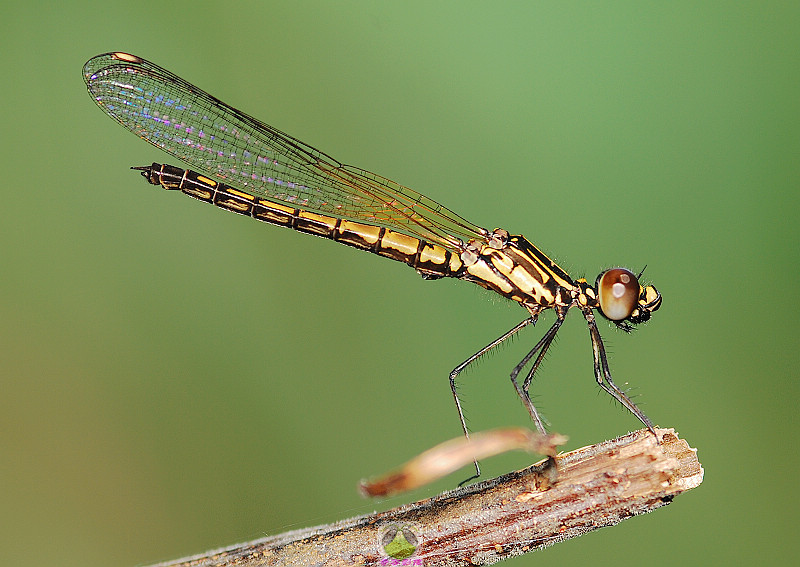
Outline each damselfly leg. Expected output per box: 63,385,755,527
449,316,537,477
581,307,655,433
512,306,569,433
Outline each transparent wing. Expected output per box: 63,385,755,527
84,52,488,249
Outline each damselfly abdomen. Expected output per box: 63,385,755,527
84,53,662,454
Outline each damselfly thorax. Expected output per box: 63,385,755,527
85,53,663,465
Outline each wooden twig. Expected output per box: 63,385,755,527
147,428,702,567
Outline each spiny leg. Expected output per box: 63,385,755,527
581,307,655,434
510,307,568,434
449,315,537,478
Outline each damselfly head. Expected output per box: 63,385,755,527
595,268,661,326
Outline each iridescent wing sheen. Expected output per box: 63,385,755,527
83,52,488,249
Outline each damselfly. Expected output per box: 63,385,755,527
83,53,662,461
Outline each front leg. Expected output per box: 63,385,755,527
581,307,655,433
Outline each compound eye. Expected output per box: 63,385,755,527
598,268,640,321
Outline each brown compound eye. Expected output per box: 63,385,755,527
597,268,640,321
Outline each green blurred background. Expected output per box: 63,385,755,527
3,1,798,565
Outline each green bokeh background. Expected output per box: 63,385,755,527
3,2,798,565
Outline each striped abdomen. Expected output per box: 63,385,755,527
136,163,465,280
